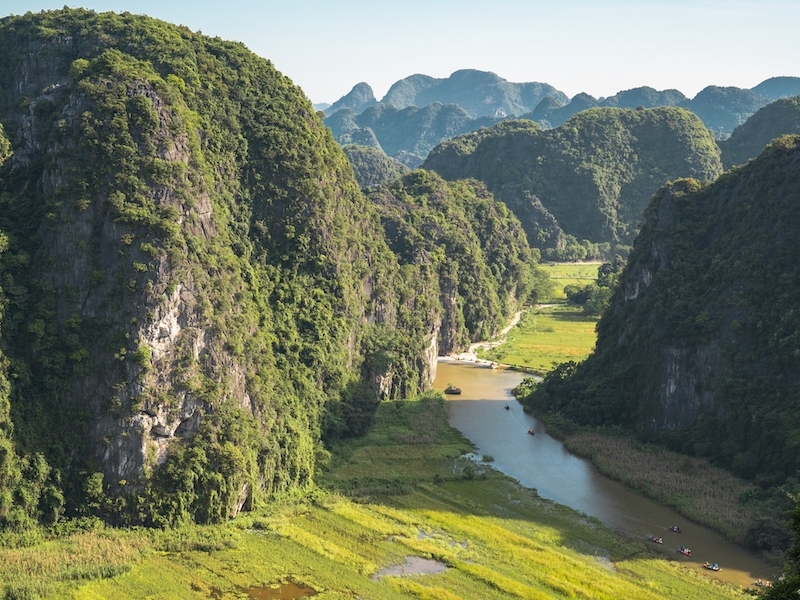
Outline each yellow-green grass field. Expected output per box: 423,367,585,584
479,263,601,374
481,306,598,374
4,394,748,599
540,262,601,302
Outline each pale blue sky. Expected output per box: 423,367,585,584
3,1,798,105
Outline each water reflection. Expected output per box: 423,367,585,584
373,556,448,578
434,360,777,588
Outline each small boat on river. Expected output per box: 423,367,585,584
647,535,663,544
703,562,720,571
678,545,692,557
669,525,683,534
444,385,462,395
528,429,535,435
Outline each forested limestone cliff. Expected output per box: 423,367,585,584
0,9,539,527
521,136,800,488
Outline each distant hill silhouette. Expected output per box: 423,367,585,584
324,82,377,116
750,76,800,100
719,95,800,169
381,69,567,119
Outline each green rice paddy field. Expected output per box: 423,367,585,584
1,395,746,599
541,263,601,302
482,263,601,374
0,264,753,599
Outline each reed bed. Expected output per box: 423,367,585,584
564,433,756,543
0,530,146,598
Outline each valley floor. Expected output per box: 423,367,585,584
2,395,749,599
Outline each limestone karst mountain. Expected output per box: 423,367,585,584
0,8,540,526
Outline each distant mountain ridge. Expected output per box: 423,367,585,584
324,72,799,171
381,69,567,119
719,95,800,169
326,102,502,166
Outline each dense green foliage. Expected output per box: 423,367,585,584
764,499,800,599
424,109,723,257
564,258,624,317
0,9,542,528
519,137,800,551
342,144,409,190
369,170,545,349
720,95,800,169
0,7,385,527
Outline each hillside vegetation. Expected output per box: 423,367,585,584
424,108,723,258
518,136,800,551
342,145,409,190
0,8,540,528
720,95,800,169
369,170,546,351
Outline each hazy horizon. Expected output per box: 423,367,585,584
3,1,798,105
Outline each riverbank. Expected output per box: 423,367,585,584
454,296,786,567
523,410,789,566
477,305,598,374
1,394,749,599
446,310,523,365
562,432,757,547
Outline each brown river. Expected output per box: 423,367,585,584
433,360,778,589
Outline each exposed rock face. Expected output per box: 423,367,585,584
13,68,237,484
655,343,722,430
0,11,541,524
